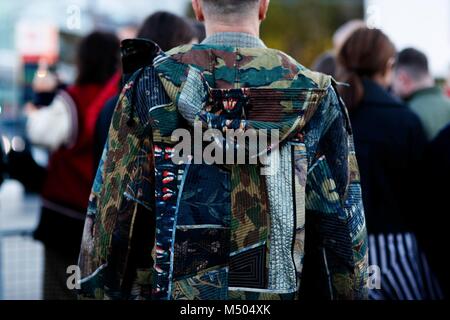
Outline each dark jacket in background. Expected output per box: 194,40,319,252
93,95,119,167
350,79,427,234
421,124,450,298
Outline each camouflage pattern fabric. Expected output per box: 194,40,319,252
78,41,368,300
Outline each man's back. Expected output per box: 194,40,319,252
77,33,368,300
77,0,368,301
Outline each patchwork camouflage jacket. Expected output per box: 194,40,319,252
78,40,368,300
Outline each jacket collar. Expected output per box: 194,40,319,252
201,32,267,48
361,78,403,107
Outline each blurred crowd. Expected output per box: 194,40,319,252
314,20,450,300
1,11,204,300
1,12,449,300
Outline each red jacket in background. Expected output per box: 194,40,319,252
42,72,120,214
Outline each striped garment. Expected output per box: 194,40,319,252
368,233,443,300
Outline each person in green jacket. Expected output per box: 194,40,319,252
393,48,450,141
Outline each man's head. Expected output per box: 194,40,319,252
393,48,434,99
191,0,270,37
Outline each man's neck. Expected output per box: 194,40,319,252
204,20,260,39
404,78,437,100
412,77,436,93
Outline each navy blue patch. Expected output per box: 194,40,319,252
177,164,231,227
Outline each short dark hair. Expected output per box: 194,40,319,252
76,31,120,85
396,48,430,80
137,11,196,51
202,0,259,16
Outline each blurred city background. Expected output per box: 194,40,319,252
0,0,449,300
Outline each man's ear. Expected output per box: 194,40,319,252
400,70,413,87
259,0,270,21
192,0,205,22
395,69,412,94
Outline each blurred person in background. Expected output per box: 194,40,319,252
6,61,65,193
311,51,336,78
30,60,66,106
137,11,198,50
393,48,450,141
25,31,121,300
422,123,450,299
312,19,366,77
337,27,442,300
192,19,207,43
93,11,198,166
333,20,366,53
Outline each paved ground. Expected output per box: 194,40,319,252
0,179,43,300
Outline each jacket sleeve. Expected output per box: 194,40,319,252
26,90,76,151
301,85,369,300
78,67,166,299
